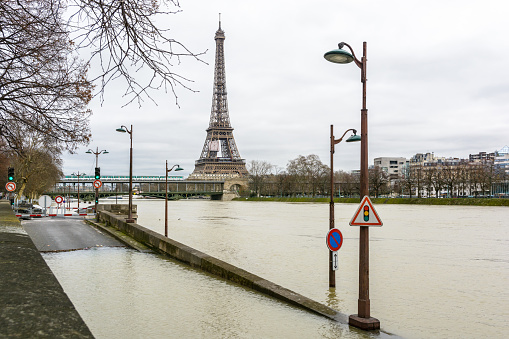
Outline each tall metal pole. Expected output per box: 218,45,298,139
358,41,370,319
72,172,85,210
77,174,80,209
95,148,99,212
345,41,379,330
127,125,134,223
165,160,168,237
329,125,336,288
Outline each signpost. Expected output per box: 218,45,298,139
326,228,343,272
5,182,16,192
38,195,52,216
93,180,103,189
349,196,383,227
326,228,344,251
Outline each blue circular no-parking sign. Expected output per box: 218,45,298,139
326,228,343,252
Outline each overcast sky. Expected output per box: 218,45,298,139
61,0,509,178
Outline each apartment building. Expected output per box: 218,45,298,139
373,157,408,180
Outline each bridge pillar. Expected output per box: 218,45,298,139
221,178,249,201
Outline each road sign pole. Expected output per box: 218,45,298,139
95,188,98,215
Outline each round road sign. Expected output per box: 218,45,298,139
326,228,344,252
5,182,16,192
93,179,103,189
38,195,52,208
55,195,64,204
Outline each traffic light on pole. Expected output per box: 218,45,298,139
7,167,14,181
363,205,369,222
95,167,100,180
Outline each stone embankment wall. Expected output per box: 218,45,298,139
97,205,347,324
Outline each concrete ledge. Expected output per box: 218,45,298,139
0,201,93,338
97,208,349,323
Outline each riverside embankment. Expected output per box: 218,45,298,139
239,196,509,206
0,200,94,338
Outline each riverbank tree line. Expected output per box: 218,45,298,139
246,156,508,198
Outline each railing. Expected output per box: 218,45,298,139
61,175,184,182
47,180,225,198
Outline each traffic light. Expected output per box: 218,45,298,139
94,167,100,180
363,205,369,222
7,167,14,181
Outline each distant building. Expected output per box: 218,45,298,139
373,157,408,180
469,151,496,163
494,145,509,174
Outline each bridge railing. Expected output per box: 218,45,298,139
48,180,225,195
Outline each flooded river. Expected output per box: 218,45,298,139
43,199,508,338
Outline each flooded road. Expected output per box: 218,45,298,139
42,200,508,338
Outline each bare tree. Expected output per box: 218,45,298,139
0,0,93,153
287,154,328,197
247,160,273,197
10,132,64,200
1,0,205,155
369,166,389,198
67,0,206,106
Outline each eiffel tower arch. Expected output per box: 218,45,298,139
189,19,248,181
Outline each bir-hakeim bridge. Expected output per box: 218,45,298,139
47,175,247,201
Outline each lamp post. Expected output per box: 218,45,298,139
325,41,380,330
71,171,86,210
165,161,183,237
86,147,109,212
116,125,135,223
329,125,360,288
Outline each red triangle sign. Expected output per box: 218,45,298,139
349,196,383,227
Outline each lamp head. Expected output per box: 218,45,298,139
86,150,92,154
175,166,184,171
116,127,127,133
324,43,354,64
346,133,361,142
103,151,109,154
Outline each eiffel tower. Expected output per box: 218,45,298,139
189,19,248,180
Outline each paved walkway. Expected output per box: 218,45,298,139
23,217,124,252
0,200,94,338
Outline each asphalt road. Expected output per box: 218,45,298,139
22,217,125,252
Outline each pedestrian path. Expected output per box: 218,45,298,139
0,200,94,338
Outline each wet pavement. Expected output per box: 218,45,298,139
23,217,125,252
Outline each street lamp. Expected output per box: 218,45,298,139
329,125,360,288
86,147,109,212
71,171,86,210
165,161,183,237
116,125,135,223
325,41,380,330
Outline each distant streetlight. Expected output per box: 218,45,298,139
71,171,86,209
165,161,183,237
325,41,380,330
116,125,135,223
86,147,108,212
329,125,360,288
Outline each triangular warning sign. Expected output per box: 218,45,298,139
349,196,383,226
